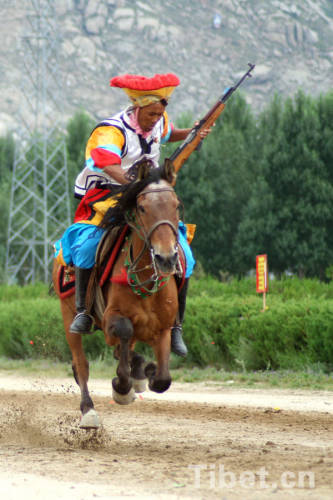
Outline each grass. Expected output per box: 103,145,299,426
171,366,333,390
0,357,332,391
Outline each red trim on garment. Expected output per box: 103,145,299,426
57,266,75,299
74,188,113,223
99,225,130,287
91,148,121,168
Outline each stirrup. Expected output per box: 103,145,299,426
69,311,94,335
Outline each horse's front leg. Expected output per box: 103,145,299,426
145,328,172,393
105,315,136,404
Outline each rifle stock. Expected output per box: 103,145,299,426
165,63,255,174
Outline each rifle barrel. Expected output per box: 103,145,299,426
166,63,255,172
221,62,255,103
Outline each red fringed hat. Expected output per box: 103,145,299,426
110,73,180,107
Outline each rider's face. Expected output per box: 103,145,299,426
137,102,166,133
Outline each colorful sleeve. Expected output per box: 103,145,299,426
160,111,174,144
85,126,125,170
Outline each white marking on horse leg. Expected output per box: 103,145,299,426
112,386,137,405
79,409,100,429
131,377,147,393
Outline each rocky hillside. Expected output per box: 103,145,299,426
1,0,333,134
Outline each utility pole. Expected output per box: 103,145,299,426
6,0,71,284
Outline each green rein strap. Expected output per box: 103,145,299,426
123,187,179,299
123,233,170,298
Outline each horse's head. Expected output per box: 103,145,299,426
101,159,181,275
135,179,180,274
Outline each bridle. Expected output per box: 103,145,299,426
123,185,182,297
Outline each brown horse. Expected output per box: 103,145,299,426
53,163,182,428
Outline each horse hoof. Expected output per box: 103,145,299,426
131,377,147,393
149,377,171,393
80,409,100,429
112,386,137,405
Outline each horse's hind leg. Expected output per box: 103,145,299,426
54,263,99,428
130,351,147,393
106,316,136,405
113,345,147,392
66,330,100,429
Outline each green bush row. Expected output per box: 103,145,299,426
0,278,332,372
0,296,107,362
183,294,333,372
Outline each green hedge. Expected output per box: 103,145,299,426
0,294,107,362
0,298,68,360
0,278,332,371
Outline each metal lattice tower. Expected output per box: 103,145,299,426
6,0,71,284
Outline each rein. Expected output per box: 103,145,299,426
123,186,180,298
123,234,170,297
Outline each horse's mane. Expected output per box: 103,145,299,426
99,161,171,230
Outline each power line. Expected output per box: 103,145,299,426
6,0,71,284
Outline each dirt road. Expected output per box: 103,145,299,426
0,373,332,499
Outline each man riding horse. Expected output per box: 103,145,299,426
54,72,211,357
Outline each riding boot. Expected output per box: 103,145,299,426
69,267,94,334
171,278,189,357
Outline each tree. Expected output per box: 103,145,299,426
66,109,95,215
317,91,333,178
0,134,15,280
234,91,333,279
0,133,15,182
173,94,259,276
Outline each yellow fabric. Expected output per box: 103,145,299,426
162,110,170,139
122,86,177,107
79,197,119,227
55,248,67,267
85,126,125,160
185,224,196,244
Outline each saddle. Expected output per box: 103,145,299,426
57,225,128,312
57,224,186,323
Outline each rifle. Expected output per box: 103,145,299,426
164,63,255,174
